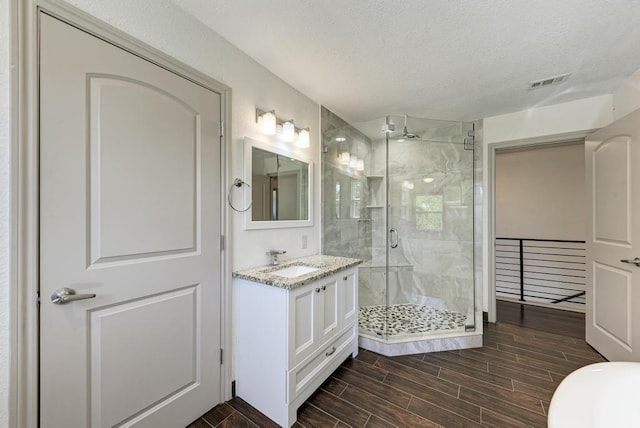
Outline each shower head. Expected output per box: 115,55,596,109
402,127,420,139
402,115,420,139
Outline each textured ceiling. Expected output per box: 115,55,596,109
170,0,640,123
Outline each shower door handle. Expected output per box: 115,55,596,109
390,228,398,248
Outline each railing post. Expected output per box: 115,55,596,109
519,239,525,302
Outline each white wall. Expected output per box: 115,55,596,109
612,69,640,121
496,144,585,241
0,0,11,426
484,94,613,144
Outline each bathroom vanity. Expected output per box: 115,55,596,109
233,255,361,427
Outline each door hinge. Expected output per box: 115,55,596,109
220,121,224,138
36,291,40,307
464,130,475,151
220,348,224,365
220,235,225,251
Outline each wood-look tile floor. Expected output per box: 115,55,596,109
188,303,605,427
496,300,586,340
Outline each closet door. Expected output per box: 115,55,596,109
40,13,223,427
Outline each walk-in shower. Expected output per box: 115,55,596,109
321,108,482,355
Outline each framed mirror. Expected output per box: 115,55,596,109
244,137,313,230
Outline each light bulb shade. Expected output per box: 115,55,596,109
282,121,295,142
349,155,358,168
356,159,365,171
297,129,310,148
261,110,276,135
340,151,350,165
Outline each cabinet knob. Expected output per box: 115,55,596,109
343,276,347,281
321,285,326,291
315,287,321,293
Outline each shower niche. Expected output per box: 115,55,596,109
365,175,384,208
321,108,482,356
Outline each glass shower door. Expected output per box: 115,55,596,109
385,116,475,339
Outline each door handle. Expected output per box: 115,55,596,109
51,287,96,305
621,258,640,267
390,228,398,249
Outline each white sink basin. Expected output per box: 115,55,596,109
549,362,640,427
269,265,320,278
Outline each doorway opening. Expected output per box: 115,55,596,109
493,141,586,332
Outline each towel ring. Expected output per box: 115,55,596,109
228,178,252,212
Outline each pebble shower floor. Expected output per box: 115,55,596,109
358,303,467,337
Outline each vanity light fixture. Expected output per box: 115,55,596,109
282,120,295,142
256,108,311,147
256,108,310,148
297,128,310,148
256,109,277,135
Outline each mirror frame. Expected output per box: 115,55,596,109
243,136,313,230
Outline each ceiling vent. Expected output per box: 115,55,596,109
528,73,571,90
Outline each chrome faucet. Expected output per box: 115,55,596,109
267,249,287,265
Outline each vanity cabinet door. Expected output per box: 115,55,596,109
289,284,318,367
341,270,358,327
288,269,358,369
317,276,340,346
289,274,342,367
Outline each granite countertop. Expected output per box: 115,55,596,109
232,254,362,290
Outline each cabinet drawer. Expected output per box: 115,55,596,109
287,325,356,403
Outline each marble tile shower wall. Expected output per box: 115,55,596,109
321,107,373,262
321,168,372,260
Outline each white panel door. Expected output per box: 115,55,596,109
39,13,222,427
586,108,640,361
